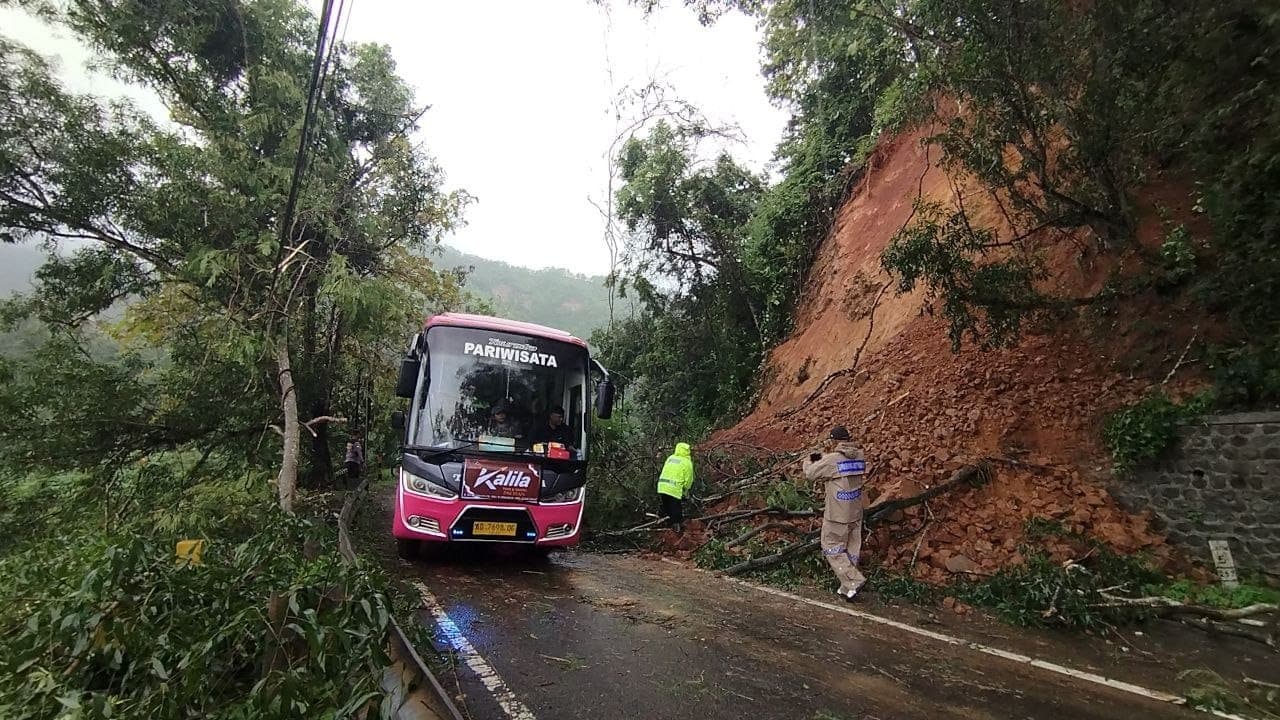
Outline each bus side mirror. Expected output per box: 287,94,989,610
389,411,405,432
594,380,616,420
395,356,419,399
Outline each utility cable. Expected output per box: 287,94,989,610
273,0,339,285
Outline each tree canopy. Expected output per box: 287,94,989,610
606,0,1280,423
0,1,477,714
0,0,473,504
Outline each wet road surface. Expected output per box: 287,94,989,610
399,548,1211,720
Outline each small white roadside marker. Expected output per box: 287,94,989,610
414,581,537,720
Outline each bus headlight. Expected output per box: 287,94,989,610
543,486,583,504
401,469,457,499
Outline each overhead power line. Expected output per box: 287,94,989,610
275,0,340,267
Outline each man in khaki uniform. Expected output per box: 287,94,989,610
802,426,867,601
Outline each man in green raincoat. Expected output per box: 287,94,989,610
657,442,695,532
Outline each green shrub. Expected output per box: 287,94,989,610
1158,223,1197,286
693,538,734,570
1156,579,1280,609
0,510,393,719
1208,343,1280,410
954,551,1165,628
1102,391,1211,476
762,481,816,513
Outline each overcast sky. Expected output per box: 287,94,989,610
0,2,786,276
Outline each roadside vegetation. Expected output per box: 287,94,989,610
0,466,395,718
0,0,479,715
692,500,1279,636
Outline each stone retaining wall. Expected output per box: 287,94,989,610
1109,412,1280,573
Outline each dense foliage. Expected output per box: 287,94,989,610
1102,391,1212,477
594,2,912,434
0,462,394,719
603,0,1280,437
0,0,473,714
0,0,473,506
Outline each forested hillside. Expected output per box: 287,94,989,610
0,243,612,343
598,0,1280,438
437,246,610,340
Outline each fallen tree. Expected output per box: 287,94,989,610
1096,592,1278,649
600,506,817,537
724,534,819,575
722,461,995,576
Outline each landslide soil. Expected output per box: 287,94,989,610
699,127,1206,583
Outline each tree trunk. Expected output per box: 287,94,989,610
276,340,300,514
308,401,334,488
304,307,343,488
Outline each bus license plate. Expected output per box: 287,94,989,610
473,521,517,537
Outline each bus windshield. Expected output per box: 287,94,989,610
409,326,588,458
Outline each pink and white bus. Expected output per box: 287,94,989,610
389,313,614,557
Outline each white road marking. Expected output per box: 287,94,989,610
657,557,1254,720
413,581,537,720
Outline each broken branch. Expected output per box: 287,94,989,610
596,515,670,536
1097,593,1277,621
908,501,934,570
301,415,348,437
1161,330,1198,386
724,534,820,576
722,461,995,577
1095,593,1277,649
1175,617,1276,649
865,461,994,526
725,522,807,549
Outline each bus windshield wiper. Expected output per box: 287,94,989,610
403,439,482,460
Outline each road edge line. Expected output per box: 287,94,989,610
655,557,1254,720
413,580,538,720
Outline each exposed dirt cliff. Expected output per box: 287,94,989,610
703,128,1204,582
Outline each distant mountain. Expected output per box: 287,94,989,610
0,243,615,342
436,246,611,342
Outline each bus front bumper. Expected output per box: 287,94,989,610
393,484,584,546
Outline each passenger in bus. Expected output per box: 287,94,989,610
488,402,523,438
532,405,573,447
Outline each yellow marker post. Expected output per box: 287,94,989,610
175,539,205,566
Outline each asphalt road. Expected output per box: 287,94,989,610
398,547,1216,720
